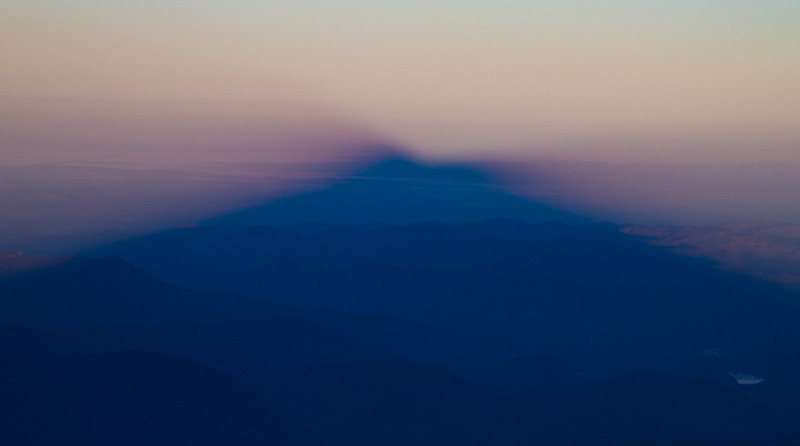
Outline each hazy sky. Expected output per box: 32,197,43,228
3,0,799,163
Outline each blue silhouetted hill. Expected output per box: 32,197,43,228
0,255,534,369
0,256,290,329
0,319,382,393
1,331,797,445
0,349,277,445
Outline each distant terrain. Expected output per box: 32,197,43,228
2,157,800,445
623,222,800,290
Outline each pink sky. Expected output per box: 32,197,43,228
3,1,799,165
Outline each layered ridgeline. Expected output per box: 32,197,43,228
3,157,800,445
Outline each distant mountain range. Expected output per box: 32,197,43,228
3,156,800,444
623,222,800,289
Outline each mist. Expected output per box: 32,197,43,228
3,95,800,254
483,159,800,226
0,97,398,253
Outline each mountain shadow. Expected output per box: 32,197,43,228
87,219,597,286
8,155,800,445
184,226,800,378
204,158,588,227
